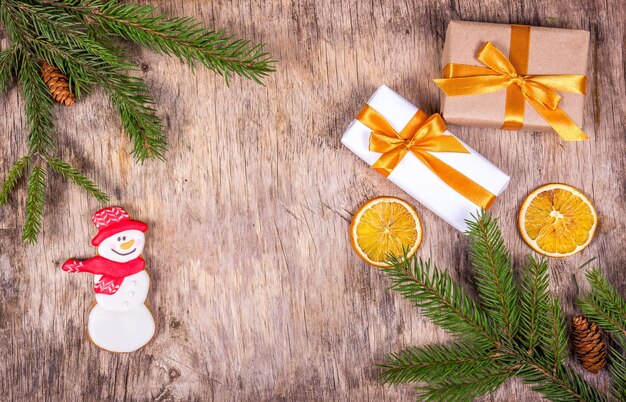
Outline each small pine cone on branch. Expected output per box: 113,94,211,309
571,315,607,374
41,62,76,106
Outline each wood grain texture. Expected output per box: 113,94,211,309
1,0,625,400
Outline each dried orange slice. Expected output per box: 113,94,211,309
518,183,597,258
350,197,422,267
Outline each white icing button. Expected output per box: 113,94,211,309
128,291,135,297
122,301,129,307
130,281,137,286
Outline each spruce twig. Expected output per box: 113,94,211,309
519,255,550,355
518,364,606,402
384,255,498,344
467,213,520,343
578,269,626,336
416,366,520,402
50,0,276,84
0,156,30,205
45,156,108,203
22,166,46,243
610,335,626,400
378,211,610,401
545,298,568,373
19,52,56,155
380,343,503,385
0,43,21,90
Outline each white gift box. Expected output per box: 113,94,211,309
342,85,510,232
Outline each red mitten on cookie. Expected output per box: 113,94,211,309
62,259,84,273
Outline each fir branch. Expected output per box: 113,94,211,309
0,155,30,205
610,335,626,400
0,4,21,45
45,156,109,203
22,31,164,161
9,2,115,63
578,269,626,336
106,74,166,162
416,366,519,402
520,255,550,354
380,343,503,385
545,298,568,374
22,166,46,243
519,364,607,402
0,43,21,91
385,255,498,344
4,0,122,97
73,0,275,84
467,212,520,342
379,211,608,401
19,54,56,155
2,2,165,161
614,333,626,350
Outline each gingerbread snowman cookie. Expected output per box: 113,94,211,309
62,207,155,353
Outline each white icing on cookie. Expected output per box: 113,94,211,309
88,304,155,353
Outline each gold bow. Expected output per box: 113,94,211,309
434,25,588,141
357,104,496,208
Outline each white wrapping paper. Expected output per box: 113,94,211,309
342,85,510,232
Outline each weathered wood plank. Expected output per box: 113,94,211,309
0,0,624,400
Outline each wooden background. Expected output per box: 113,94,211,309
1,0,624,400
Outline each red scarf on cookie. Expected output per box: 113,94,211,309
62,256,145,295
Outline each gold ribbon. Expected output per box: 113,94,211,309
357,104,496,208
434,24,588,141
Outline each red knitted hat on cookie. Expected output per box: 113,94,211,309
91,207,148,246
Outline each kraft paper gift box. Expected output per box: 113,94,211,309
342,85,510,232
436,21,590,140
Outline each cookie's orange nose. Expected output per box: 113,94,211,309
120,240,135,250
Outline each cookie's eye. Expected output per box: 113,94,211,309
123,236,127,241
117,237,121,241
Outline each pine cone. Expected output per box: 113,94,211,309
571,315,607,374
41,62,76,106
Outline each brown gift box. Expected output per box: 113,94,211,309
439,21,590,132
